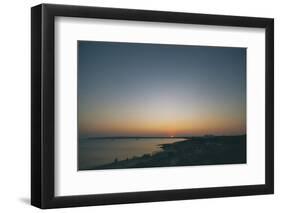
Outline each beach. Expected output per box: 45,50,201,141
85,135,246,170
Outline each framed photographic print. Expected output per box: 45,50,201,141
31,3,274,209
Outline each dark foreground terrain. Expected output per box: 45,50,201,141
91,135,246,170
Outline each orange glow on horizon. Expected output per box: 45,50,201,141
79,113,246,136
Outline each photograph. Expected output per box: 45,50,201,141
30,3,274,209
78,41,247,171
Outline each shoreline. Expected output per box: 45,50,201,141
80,135,246,171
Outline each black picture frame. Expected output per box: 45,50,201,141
31,3,274,209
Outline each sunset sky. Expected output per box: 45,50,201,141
78,41,246,137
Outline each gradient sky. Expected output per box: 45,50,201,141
78,41,246,137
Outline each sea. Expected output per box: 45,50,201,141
78,138,186,170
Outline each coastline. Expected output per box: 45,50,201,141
81,135,246,171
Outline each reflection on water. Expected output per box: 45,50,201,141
78,138,185,170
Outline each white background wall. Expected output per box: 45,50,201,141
0,0,279,212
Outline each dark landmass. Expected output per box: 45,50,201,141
89,135,246,170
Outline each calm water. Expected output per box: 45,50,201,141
78,138,186,170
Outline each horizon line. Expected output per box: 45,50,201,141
83,134,246,140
